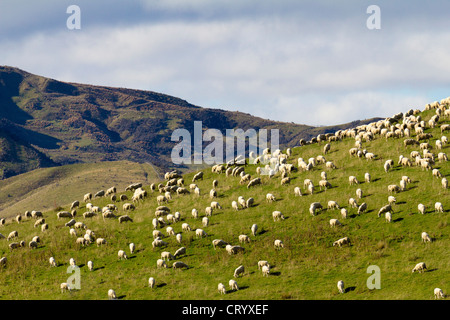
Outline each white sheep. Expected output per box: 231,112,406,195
231,201,239,211
385,212,392,223
421,232,432,243
182,223,191,232
356,188,363,199
251,224,258,236
87,260,94,271
364,172,371,183
212,239,228,249
129,243,135,254
211,201,222,210
60,283,71,293
118,250,128,260
418,203,426,215
238,234,251,244
195,229,207,238
173,261,189,270
161,251,175,261
434,288,445,299
229,279,239,291
69,258,76,267
266,193,276,203
327,201,340,210
148,277,156,288
96,238,107,246
337,280,345,294
274,239,284,249
272,211,285,221
108,289,117,300
348,198,358,208
329,219,342,227
340,208,348,219
49,257,57,267
388,196,396,205
348,176,359,185
262,265,270,277
443,177,448,189
412,262,427,273
218,283,226,294
258,260,270,270
333,237,350,247
157,259,168,268
234,265,245,278
435,202,444,213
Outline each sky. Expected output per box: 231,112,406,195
1,0,450,126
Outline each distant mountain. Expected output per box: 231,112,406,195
0,66,381,179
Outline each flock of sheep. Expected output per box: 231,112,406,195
0,98,449,300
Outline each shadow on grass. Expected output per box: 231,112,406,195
156,283,167,288
345,286,356,293
393,218,404,222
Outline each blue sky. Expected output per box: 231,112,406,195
1,0,450,126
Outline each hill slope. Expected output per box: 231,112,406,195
0,66,381,178
0,103,448,300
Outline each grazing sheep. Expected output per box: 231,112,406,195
246,198,255,208
412,262,427,273
329,219,342,227
318,180,331,190
173,261,189,270
175,233,182,244
191,208,199,219
226,245,245,255
87,260,94,271
266,193,276,203
209,189,217,199
211,201,222,210
49,257,57,267
231,201,239,211
327,201,340,210
212,239,228,249
60,283,71,293
96,238,107,246
7,230,18,241
388,196,396,205
432,169,443,178
192,171,204,182
281,177,290,185
205,207,213,217
202,217,209,227
442,177,448,189
378,204,392,217
28,240,38,249
152,239,168,249
74,222,87,229
161,251,175,261
388,185,400,193
148,277,156,288
434,288,445,299
247,178,262,188
229,279,239,291
337,280,345,294
421,232,432,243
182,223,191,232
340,208,348,219
118,215,133,223
129,243,135,254
156,195,168,205
239,234,251,244
123,203,135,211
418,203,426,215
8,242,21,251
435,202,444,213
326,161,337,169
365,172,371,183
309,202,323,216
157,259,168,268
348,198,358,208
118,250,128,260
41,223,49,232
76,237,88,246
438,152,448,162
384,161,391,173
195,229,207,238
258,260,270,270
274,239,284,249
262,265,270,277
356,188,363,199
333,237,350,247
174,247,186,258
69,258,76,267
348,176,359,185
34,218,45,228
166,226,175,236
108,289,117,300
385,212,392,223
272,211,285,221
251,224,258,236
234,265,245,278
218,283,226,294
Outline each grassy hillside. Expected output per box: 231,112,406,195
0,161,161,219
0,107,448,300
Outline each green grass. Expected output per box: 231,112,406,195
0,108,448,300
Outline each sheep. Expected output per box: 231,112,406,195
385,212,392,223
247,177,262,188
229,279,239,291
340,208,348,219
65,219,76,227
74,222,87,229
378,204,392,217
29,240,38,249
434,288,445,299
49,257,57,267
83,193,92,202
161,251,175,261
234,265,245,278
41,223,49,232
418,203,426,215
8,242,21,251
218,283,226,294
261,265,270,277
326,161,337,169
266,193,276,203
348,198,358,208
327,201,340,210
174,247,186,258
118,215,133,223
96,238,107,246
156,195,168,205
337,280,345,294
329,219,342,227
147,277,156,289
333,237,350,247
87,260,94,271
60,283,71,293
202,217,209,227
195,229,207,238
123,203,135,211
108,289,117,300
441,124,450,133
182,223,191,232
76,237,88,246
356,188,363,199
388,196,396,205
7,230,18,241
251,224,258,236
212,239,228,249
435,202,444,213
438,152,448,162
129,243,135,254
309,202,323,216
272,211,285,221
384,161,391,173
258,260,270,270
157,259,168,268
152,239,168,249
173,261,189,270
69,258,76,267
34,218,45,228
388,185,400,193
226,245,245,255
191,208,198,219
348,176,359,185
238,234,251,244
443,177,449,189
318,180,331,191
205,206,213,217
192,171,204,182
246,198,255,208
412,262,427,273
432,169,443,179
118,250,128,260
274,239,284,249
280,177,290,185
231,201,239,211
83,211,97,219
421,232,432,243
211,201,222,210
237,196,247,209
